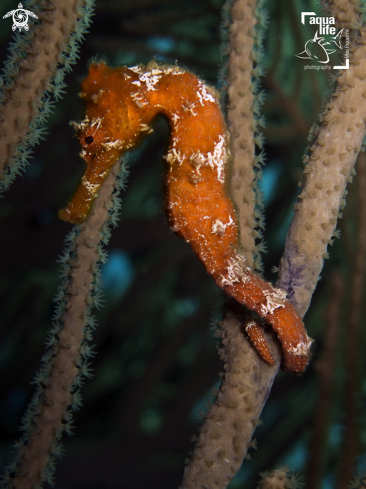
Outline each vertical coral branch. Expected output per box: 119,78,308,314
180,2,276,487
223,0,267,272
323,0,360,27
306,272,344,489
0,0,95,192
337,153,366,488
226,0,256,269
180,304,281,489
277,25,366,318
1,160,128,488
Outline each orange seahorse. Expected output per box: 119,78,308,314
59,61,313,373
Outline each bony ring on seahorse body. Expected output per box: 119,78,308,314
59,61,313,373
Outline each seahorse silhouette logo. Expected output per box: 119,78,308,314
296,29,343,64
2,3,38,32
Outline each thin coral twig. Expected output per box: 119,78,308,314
226,0,257,269
287,1,322,112
306,271,344,489
265,73,309,139
337,152,366,489
224,0,267,272
118,311,209,437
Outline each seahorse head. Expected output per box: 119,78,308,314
73,63,146,166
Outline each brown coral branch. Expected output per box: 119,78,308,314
337,152,366,489
11,163,120,489
322,0,360,28
180,305,281,489
226,0,257,269
265,73,309,139
277,28,366,318
306,271,344,489
0,0,87,172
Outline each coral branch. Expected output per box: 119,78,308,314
265,73,309,139
1,159,128,488
322,0,360,27
337,153,366,488
306,271,344,489
226,0,256,268
0,0,95,192
223,0,267,272
277,29,366,318
180,306,281,489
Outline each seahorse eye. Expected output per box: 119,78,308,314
85,136,94,144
